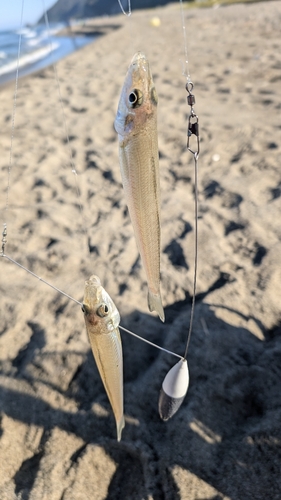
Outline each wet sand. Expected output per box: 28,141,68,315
0,1,281,498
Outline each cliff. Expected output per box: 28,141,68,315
38,0,192,24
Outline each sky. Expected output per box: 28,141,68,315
0,0,57,30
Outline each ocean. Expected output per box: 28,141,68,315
0,22,96,85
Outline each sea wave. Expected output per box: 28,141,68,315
0,41,58,76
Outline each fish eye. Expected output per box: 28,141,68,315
128,89,143,108
97,304,109,317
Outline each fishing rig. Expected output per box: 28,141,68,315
1,0,200,435
158,76,200,420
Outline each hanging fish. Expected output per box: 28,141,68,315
158,359,189,421
114,52,165,322
82,275,125,441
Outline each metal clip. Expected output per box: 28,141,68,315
187,113,200,156
1,224,7,255
186,82,200,157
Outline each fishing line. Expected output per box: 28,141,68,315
42,0,86,247
1,253,82,306
1,252,181,360
119,325,183,360
42,0,77,178
183,144,199,359
178,2,200,360
117,0,136,59
2,0,25,241
117,0,132,16
179,0,191,82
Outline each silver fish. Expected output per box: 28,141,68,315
82,275,125,441
114,52,165,322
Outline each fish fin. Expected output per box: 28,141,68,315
117,416,125,442
148,291,165,322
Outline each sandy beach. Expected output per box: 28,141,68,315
1,1,281,498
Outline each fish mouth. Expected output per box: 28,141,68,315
130,52,152,89
83,275,102,308
85,275,101,287
131,52,149,72
131,52,147,64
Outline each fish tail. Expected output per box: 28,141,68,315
148,290,165,322
116,416,125,442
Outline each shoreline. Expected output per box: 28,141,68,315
0,0,274,88
0,19,122,88
0,35,96,88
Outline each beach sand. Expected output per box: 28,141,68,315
0,1,281,498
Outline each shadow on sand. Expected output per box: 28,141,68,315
1,285,281,499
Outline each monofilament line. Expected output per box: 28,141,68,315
117,0,132,16
4,0,25,231
1,252,182,360
42,0,75,176
42,0,85,238
119,326,183,360
1,254,82,306
183,151,199,360
179,0,191,82
179,1,200,360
